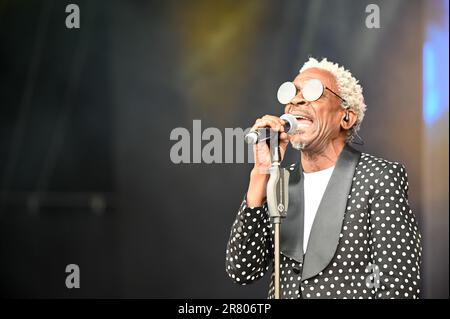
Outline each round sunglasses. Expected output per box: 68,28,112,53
277,79,347,106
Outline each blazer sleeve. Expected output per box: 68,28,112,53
225,196,273,285
369,163,422,299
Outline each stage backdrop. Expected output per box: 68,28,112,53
0,0,448,298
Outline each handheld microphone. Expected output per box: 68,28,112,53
244,114,298,145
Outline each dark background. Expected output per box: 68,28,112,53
0,0,448,298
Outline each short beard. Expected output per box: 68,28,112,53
290,129,308,150
291,140,307,150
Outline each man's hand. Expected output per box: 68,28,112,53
246,115,290,207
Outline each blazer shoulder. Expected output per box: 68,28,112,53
359,152,409,187
359,152,407,171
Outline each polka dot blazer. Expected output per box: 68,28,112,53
226,146,422,299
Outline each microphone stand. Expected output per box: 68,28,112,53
266,133,289,299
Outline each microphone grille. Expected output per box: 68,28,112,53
280,113,298,134
244,131,258,144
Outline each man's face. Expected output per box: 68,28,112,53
284,68,344,151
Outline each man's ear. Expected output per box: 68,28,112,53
341,109,357,131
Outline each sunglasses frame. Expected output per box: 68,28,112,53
299,79,348,106
278,79,348,107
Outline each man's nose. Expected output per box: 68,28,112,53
290,96,307,106
290,89,307,105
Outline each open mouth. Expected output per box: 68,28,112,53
292,114,314,126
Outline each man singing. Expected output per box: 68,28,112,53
225,57,422,299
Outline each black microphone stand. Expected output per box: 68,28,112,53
266,133,289,299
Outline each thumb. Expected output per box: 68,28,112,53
279,133,289,147
279,137,289,157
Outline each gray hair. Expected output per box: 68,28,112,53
299,57,366,142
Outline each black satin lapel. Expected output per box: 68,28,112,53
302,145,361,280
280,163,304,263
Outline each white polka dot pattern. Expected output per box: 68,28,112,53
226,153,422,299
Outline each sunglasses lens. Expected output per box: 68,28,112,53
277,82,297,104
302,79,323,101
